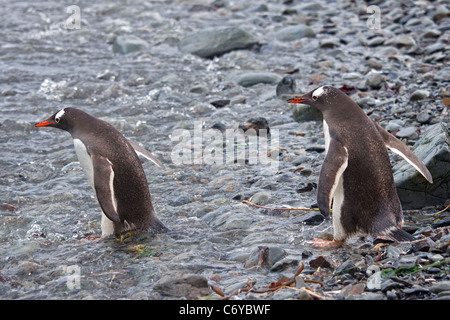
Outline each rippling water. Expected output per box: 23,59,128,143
0,0,313,299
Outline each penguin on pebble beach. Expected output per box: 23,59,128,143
288,86,433,247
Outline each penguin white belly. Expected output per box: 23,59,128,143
321,121,349,240
323,120,330,153
73,139,94,188
331,176,346,241
101,213,115,236
73,139,115,236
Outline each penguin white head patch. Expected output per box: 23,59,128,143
55,108,66,123
312,86,326,101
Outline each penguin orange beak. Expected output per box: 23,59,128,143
35,120,55,127
287,96,311,104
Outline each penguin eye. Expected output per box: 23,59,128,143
55,116,60,123
312,95,318,101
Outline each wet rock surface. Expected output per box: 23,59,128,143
0,0,449,300
394,123,450,209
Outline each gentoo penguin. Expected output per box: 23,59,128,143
288,86,433,247
35,107,167,237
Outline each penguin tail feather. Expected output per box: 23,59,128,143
386,227,415,242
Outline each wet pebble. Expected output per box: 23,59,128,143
225,71,280,87
244,246,286,269
410,89,430,101
178,27,258,58
274,25,315,42
395,126,418,139
365,70,385,89
112,35,149,54
384,35,417,47
153,273,211,299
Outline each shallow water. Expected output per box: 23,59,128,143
1,0,448,299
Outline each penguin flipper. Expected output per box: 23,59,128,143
374,123,433,183
92,154,121,223
127,139,165,169
317,139,348,218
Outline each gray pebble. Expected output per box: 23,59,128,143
410,89,430,101
430,281,450,294
225,71,280,87
384,35,416,47
395,126,417,139
249,191,271,205
365,70,385,89
113,35,149,54
275,25,315,42
179,27,258,58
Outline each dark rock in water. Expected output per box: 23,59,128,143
238,117,270,135
113,35,149,54
153,273,211,298
210,99,230,108
292,211,324,226
178,27,259,58
296,182,316,193
394,123,450,209
211,122,226,133
276,75,296,99
244,246,286,269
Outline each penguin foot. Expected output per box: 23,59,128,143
313,238,344,248
84,234,102,241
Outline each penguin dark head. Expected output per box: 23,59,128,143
35,107,81,133
287,86,348,114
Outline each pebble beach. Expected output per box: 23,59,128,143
0,0,449,301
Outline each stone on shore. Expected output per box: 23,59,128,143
112,35,149,54
274,25,315,42
153,273,211,299
394,123,450,209
225,71,280,87
178,27,259,58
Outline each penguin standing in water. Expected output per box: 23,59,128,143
288,86,433,247
35,107,167,237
